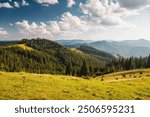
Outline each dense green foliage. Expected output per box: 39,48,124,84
77,45,116,61
0,38,105,76
105,56,150,74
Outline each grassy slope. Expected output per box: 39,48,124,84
0,69,150,100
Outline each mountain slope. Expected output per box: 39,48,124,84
77,45,117,61
0,38,105,75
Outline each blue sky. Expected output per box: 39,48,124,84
0,0,150,41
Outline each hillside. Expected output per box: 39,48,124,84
0,38,105,75
77,45,117,61
57,39,150,57
0,69,150,100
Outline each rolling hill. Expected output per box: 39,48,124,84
0,69,150,100
77,45,117,61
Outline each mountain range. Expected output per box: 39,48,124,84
56,39,150,57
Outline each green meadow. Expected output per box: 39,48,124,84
0,69,150,100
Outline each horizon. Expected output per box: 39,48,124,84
0,0,150,41
0,38,150,42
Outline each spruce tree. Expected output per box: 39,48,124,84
147,54,150,68
65,59,73,75
80,59,90,76
89,65,94,76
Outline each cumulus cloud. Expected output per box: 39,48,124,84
35,0,58,5
9,23,13,26
0,2,13,8
79,0,127,26
22,0,29,6
0,28,8,36
15,0,150,39
14,1,20,8
67,0,75,8
14,0,29,8
16,20,51,38
117,0,150,9
58,12,88,32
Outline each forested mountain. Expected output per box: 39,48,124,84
0,38,105,76
77,45,117,61
55,39,87,46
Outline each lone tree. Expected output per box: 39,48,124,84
80,59,90,76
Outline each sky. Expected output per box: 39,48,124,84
0,0,150,41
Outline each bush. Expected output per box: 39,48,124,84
140,72,143,75
122,74,126,78
101,78,104,81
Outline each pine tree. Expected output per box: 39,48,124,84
89,64,94,76
65,59,73,75
130,57,136,69
147,54,150,68
80,59,90,76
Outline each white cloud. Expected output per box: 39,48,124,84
16,20,52,38
15,0,150,40
9,23,13,26
14,0,29,8
67,0,75,8
0,28,8,36
22,0,29,6
14,1,20,8
16,12,89,39
58,12,88,32
79,0,127,26
0,2,13,8
35,0,58,5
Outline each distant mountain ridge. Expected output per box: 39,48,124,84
57,39,150,57
77,45,117,61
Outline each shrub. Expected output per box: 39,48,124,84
140,72,143,75
122,74,126,78
101,78,104,81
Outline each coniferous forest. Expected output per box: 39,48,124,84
0,38,150,77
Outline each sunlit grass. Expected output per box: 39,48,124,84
0,69,150,100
